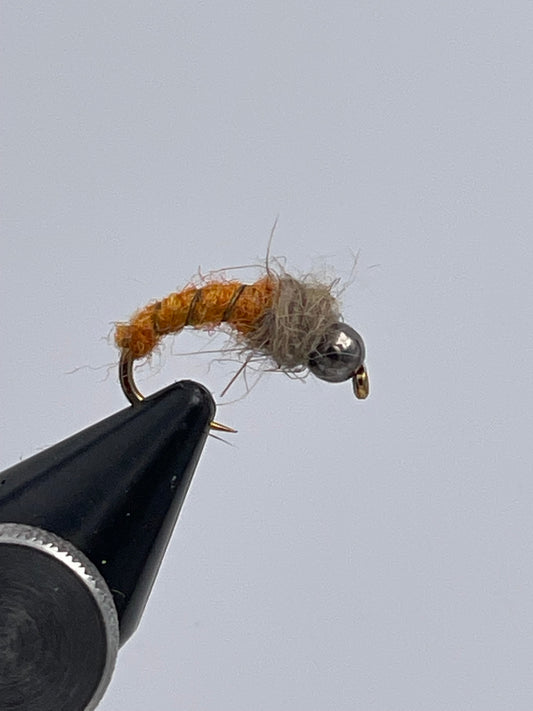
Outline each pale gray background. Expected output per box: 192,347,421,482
1,2,532,710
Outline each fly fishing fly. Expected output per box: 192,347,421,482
115,262,369,429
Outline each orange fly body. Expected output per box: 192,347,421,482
115,268,369,418
115,276,275,361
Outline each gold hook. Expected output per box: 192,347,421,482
353,364,369,400
119,351,237,433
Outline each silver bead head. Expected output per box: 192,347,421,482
308,322,366,383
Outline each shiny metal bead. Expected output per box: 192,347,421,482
308,322,366,383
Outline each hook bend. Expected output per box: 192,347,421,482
119,352,236,433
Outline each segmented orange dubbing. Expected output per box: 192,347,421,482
115,276,276,359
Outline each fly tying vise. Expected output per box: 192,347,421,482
115,270,369,431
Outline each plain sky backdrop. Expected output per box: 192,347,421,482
1,3,532,710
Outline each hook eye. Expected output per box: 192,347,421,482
352,364,369,399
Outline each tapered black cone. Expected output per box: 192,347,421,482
0,380,214,711
0,379,214,641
